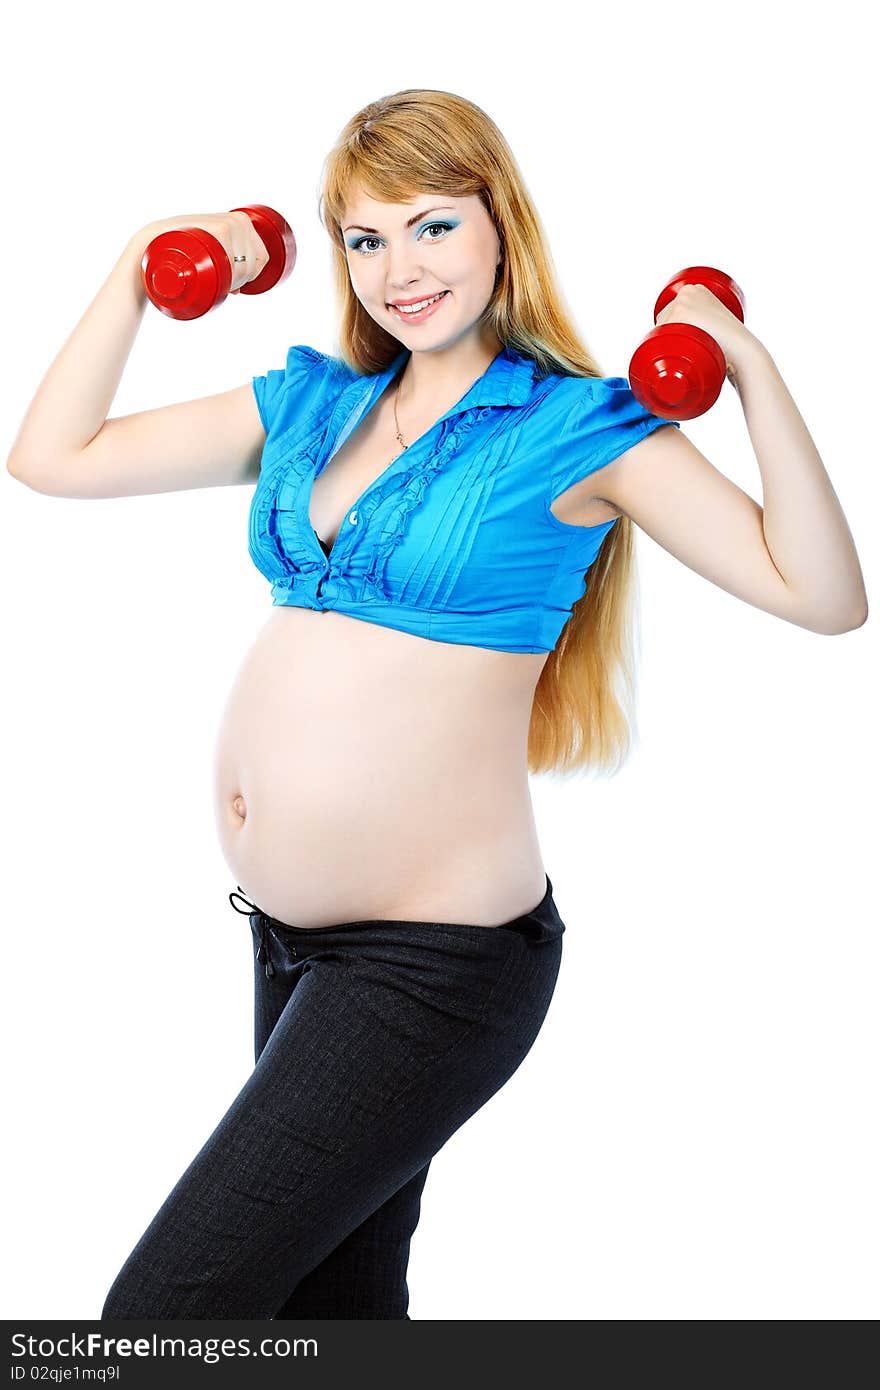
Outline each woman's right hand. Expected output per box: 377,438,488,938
127,211,271,292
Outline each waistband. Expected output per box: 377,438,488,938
229,874,565,980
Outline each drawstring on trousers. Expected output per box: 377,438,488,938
228,885,293,979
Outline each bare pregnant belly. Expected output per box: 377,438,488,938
211,608,549,930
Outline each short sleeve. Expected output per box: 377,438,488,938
251,343,336,439
550,376,681,499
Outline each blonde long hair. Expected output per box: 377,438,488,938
317,89,640,780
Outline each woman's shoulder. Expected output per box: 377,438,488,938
252,344,358,440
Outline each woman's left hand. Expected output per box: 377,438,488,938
654,282,763,382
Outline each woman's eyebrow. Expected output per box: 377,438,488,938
343,205,456,234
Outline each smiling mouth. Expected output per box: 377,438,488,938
387,290,450,312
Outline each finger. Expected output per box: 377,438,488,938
227,214,252,291
229,243,249,292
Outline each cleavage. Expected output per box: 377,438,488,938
309,386,403,551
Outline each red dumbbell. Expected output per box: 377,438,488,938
628,266,747,420
141,204,297,321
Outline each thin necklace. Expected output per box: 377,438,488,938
392,378,408,452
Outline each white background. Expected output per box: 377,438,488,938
2,0,876,1322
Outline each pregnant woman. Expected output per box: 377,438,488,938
7,89,867,1320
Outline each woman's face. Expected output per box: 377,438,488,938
341,188,502,351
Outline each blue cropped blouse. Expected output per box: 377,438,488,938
248,342,679,654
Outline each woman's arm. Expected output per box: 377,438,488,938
587,297,868,635
6,212,270,494
725,336,868,629
6,231,153,471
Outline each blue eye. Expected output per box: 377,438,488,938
347,222,455,256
